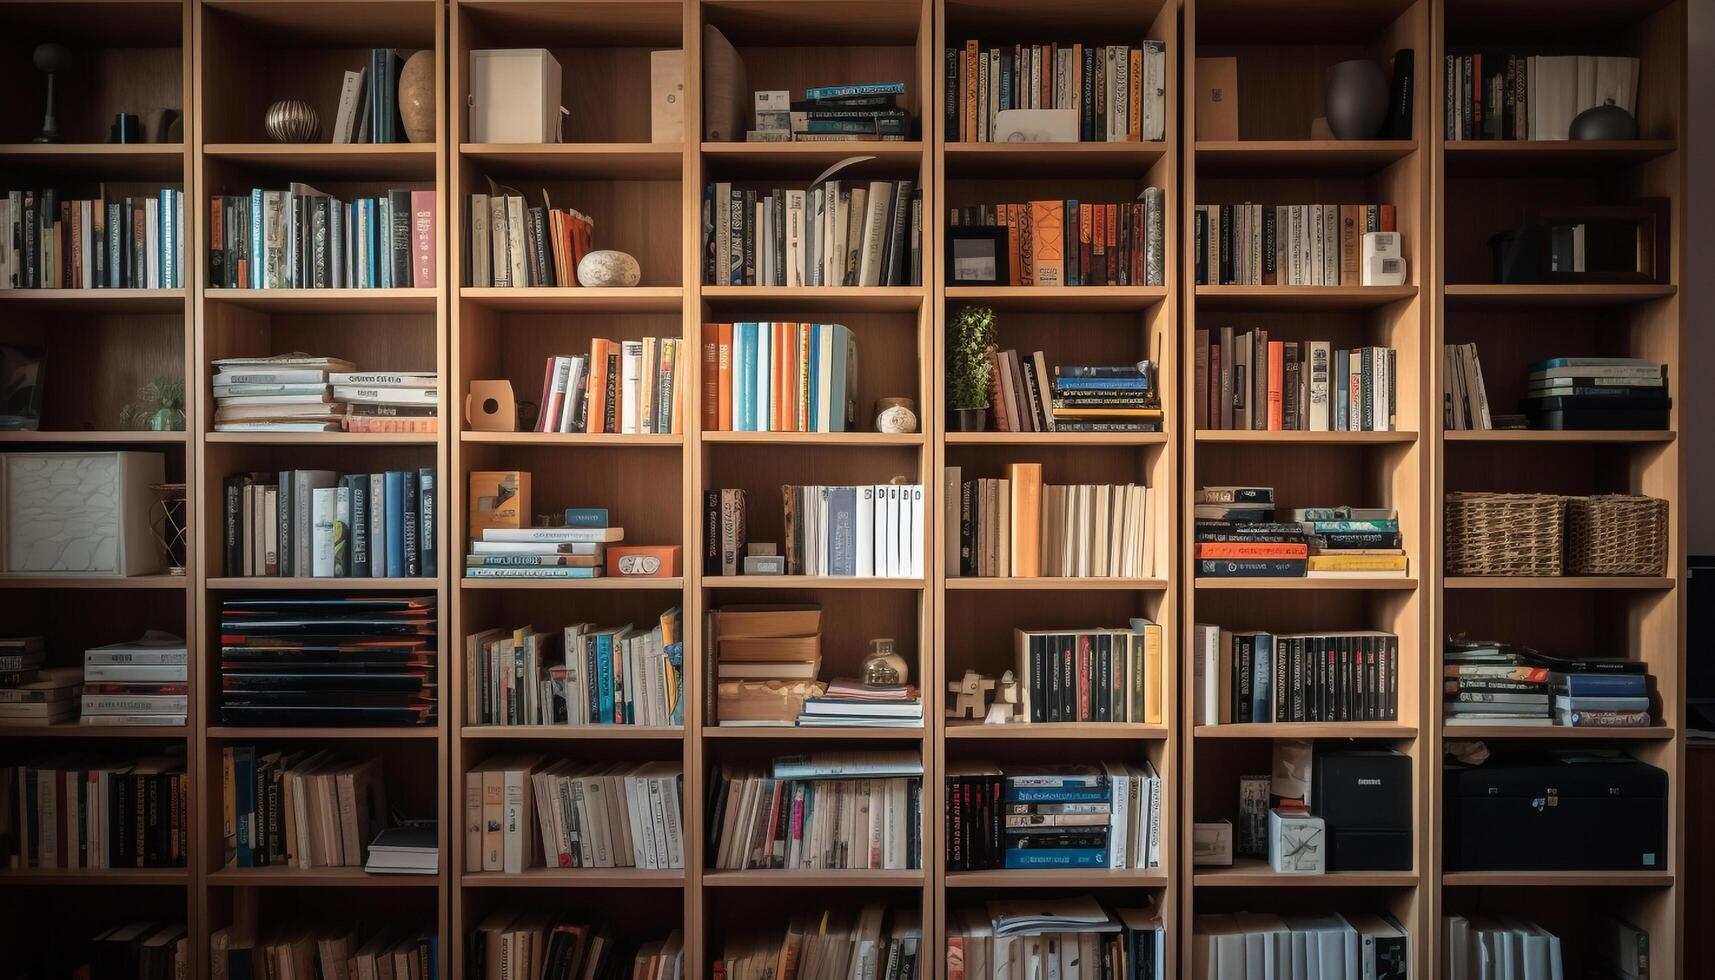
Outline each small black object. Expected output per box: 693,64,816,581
946,225,1010,286
1490,223,1547,284
1312,748,1412,871
1570,104,1638,141
1384,49,1414,140
155,108,181,143
950,407,988,432
110,113,141,144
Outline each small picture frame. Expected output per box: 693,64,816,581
946,225,1009,285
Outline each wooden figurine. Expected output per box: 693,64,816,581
984,669,1023,724
946,669,995,719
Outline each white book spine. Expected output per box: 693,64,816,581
311,488,336,576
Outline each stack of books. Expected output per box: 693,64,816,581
709,751,923,870
950,900,1165,980
945,763,1162,871
1012,621,1166,725
534,339,685,434
1193,627,1400,724
83,632,189,727
3,750,189,868
748,81,911,141
336,371,439,433
1443,641,1551,727
949,197,1166,287
464,757,685,872
946,41,1169,143
221,748,387,869
0,636,76,726
711,604,823,726
213,925,439,980
1195,330,1397,431
465,509,621,580
698,322,858,432
364,823,438,875
470,913,682,980
466,189,594,288
715,905,918,980
1522,357,1669,431
1194,913,1409,975
1547,654,1652,728
705,178,922,286
1444,54,1639,141
211,353,353,433
1050,363,1162,432
1194,487,1295,577
1192,203,1396,286
798,677,923,728
1297,506,1407,578
0,189,186,289
1443,915,1565,979
465,608,684,727
216,595,437,727
948,464,1153,578
222,468,438,578
209,185,436,289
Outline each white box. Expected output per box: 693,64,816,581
468,49,563,143
1267,808,1326,875
994,108,1078,142
1364,253,1408,286
0,451,164,576
650,50,685,143
1363,230,1402,260
754,90,789,113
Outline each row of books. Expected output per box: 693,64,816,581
463,757,685,872
988,355,1162,433
947,41,1168,143
949,900,1165,980
464,610,684,727
1194,490,1408,579
0,189,184,289
1443,640,1654,728
469,912,679,980
221,747,387,869
709,764,923,871
749,83,911,141
332,49,412,144
716,904,919,980
4,751,189,868
1193,912,1410,979
1442,342,1498,431
1443,915,1564,980
704,179,922,287
213,923,439,980
1012,623,1166,725
54,924,187,980
532,338,686,434
1194,332,1399,432
1192,203,1397,286
698,321,859,432
1194,627,1401,725
945,762,1162,870
948,465,1154,579
218,596,437,727
949,198,1165,287
213,354,438,434
222,469,438,578
208,186,437,289
467,189,594,288
1444,54,1639,141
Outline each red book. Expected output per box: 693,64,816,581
410,190,436,287
1076,633,1092,721
701,322,721,432
717,323,734,431
1197,543,1309,559
1380,205,1396,232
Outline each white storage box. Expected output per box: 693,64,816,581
0,451,165,576
469,49,563,143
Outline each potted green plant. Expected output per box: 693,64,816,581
119,376,186,432
947,304,996,432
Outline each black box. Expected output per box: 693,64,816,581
1444,752,1666,872
1312,748,1413,871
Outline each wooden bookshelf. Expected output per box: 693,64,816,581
1430,0,1686,976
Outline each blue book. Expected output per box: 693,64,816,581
666,641,685,725
1000,59,1012,112
1306,520,1399,533
807,323,821,432
1003,786,1112,804
384,471,405,576
1053,377,1152,390
596,632,614,723
804,82,906,100
1004,848,1109,869
233,745,255,867
563,508,609,528
1551,672,1647,696
735,322,754,431
1251,632,1272,723
249,189,264,288
418,468,436,576
368,199,382,287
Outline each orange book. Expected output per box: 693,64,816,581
587,338,613,433
964,40,980,142
1078,203,1094,283
1197,542,1308,559
701,323,721,431
798,322,813,431
1380,204,1396,232
1105,204,1119,285
1005,204,1025,286
1029,201,1065,286
1128,48,1142,141
1267,340,1285,431
717,323,734,431
1007,462,1043,577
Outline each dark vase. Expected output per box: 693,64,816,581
951,407,988,432
1570,104,1638,141
1326,60,1389,140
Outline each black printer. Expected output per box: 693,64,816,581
1443,750,1666,871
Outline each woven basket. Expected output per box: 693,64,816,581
1565,495,1668,576
1444,492,1565,576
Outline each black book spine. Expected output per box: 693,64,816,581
886,180,913,285
1094,634,1111,722
1081,49,1096,140
1235,634,1252,723
1218,204,1233,284
1386,49,1414,140
277,472,293,577
1029,635,1046,723
945,48,959,141
418,467,436,577
1045,635,1062,722
402,468,420,576
741,189,757,285
1194,208,1206,284
22,191,37,288
603,352,619,431
703,490,721,575
959,481,974,575
389,189,412,287
529,207,553,286
223,476,245,576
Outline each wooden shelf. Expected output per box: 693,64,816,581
1195,860,1418,887
0,868,190,886
701,140,925,173
1443,140,1677,175
0,143,186,179
1194,285,1418,310
945,721,1169,740
204,143,437,179
1195,576,1417,591
1441,870,1675,888
1443,576,1675,591
459,725,685,740
460,576,684,591
1194,140,1417,175
208,867,441,887
1439,724,1675,740
206,726,439,741
943,868,1168,888
0,288,186,313
945,285,1167,312
0,431,189,445
701,286,925,312
701,576,924,591
462,142,684,179
207,577,438,591
459,869,685,888
1442,283,1677,310
1195,723,1417,739
459,431,683,447
702,725,925,740
1444,429,1675,444
702,870,924,887
0,722,189,738
203,288,439,313
1196,430,1417,444
945,577,1169,591
206,431,440,446
701,431,924,447
0,574,187,589
944,141,1168,176
946,431,1167,447
458,286,683,312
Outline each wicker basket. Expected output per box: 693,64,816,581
1444,492,1565,576
1565,495,1668,576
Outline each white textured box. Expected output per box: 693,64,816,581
1267,808,1326,875
0,451,164,576
1364,253,1408,286
1363,230,1402,260
469,49,563,143
650,50,685,143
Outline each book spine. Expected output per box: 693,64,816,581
402,468,421,577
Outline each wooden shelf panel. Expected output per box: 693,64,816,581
460,576,684,591
1195,723,1417,739
0,868,190,886
1194,140,1417,176
945,141,1168,176
945,721,1169,740
1196,430,1417,444
701,141,925,173
701,432,924,447
0,575,187,590
702,870,924,887
1441,870,1674,888
204,143,437,179
702,726,925,740
207,577,438,591
702,576,924,591
1195,577,1417,591
459,287,683,312
1444,140,1677,176
1194,285,1418,310
1439,724,1675,740
208,868,441,887
204,288,438,313
946,431,1167,447
946,577,1169,591
0,723,189,738
1442,284,1677,310
943,869,1167,888
1443,576,1674,591
459,432,683,447
206,432,439,446
0,143,187,179
0,431,189,445
206,726,439,741
463,143,684,179
460,725,685,741
945,285,1166,312
459,869,685,888
1444,430,1675,444
0,289,186,313
1195,860,1417,887
702,286,925,312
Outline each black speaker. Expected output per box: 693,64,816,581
1313,748,1412,871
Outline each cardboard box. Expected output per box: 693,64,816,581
1195,57,1239,141
469,49,563,143
469,471,530,537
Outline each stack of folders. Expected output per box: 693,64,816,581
712,604,824,726
715,905,919,980
1193,913,1409,979
464,757,685,873
949,899,1166,980
709,752,923,871
83,632,189,726
469,912,682,980
1442,915,1566,979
